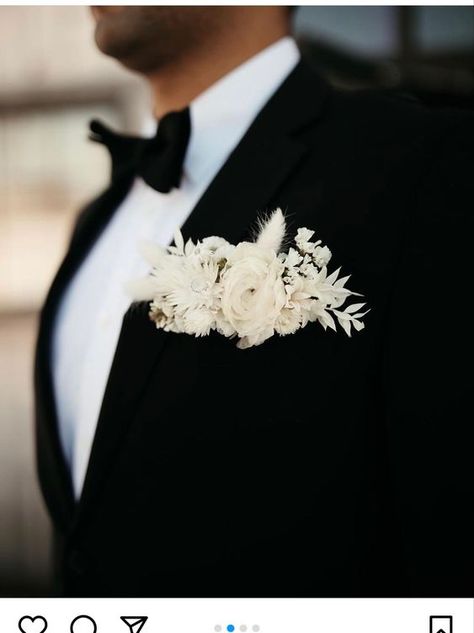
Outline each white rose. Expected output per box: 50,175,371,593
220,242,286,346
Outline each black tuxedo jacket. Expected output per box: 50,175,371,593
35,58,474,597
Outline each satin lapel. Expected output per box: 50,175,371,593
73,60,330,528
35,174,134,526
180,61,329,246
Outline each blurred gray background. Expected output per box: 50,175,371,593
0,5,473,596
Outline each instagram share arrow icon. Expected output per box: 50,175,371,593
120,617,148,633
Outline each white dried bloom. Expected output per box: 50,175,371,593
295,227,315,245
283,247,303,269
313,245,332,268
274,307,302,336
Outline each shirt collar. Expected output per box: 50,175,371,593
184,36,301,186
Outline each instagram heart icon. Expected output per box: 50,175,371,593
18,616,48,633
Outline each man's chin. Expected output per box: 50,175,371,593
90,6,174,74
90,6,125,21
93,13,136,61
91,5,129,47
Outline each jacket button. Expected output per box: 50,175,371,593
68,549,88,576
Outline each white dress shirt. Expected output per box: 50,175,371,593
52,36,301,498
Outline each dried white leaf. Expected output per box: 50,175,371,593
185,238,195,256
335,275,351,288
325,267,341,285
173,228,185,254
344,302,366,314
321,309,337,331
339,317,352,337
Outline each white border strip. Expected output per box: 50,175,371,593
2,1,474,7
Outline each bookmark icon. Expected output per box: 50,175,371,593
120,617,148,633
430,615,453,633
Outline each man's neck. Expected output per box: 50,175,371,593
148,28,291,118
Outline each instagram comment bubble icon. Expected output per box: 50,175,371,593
70,616,97,633
18,616,48,633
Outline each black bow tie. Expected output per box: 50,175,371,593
89,107,191,193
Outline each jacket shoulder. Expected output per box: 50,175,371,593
324,83,474,151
